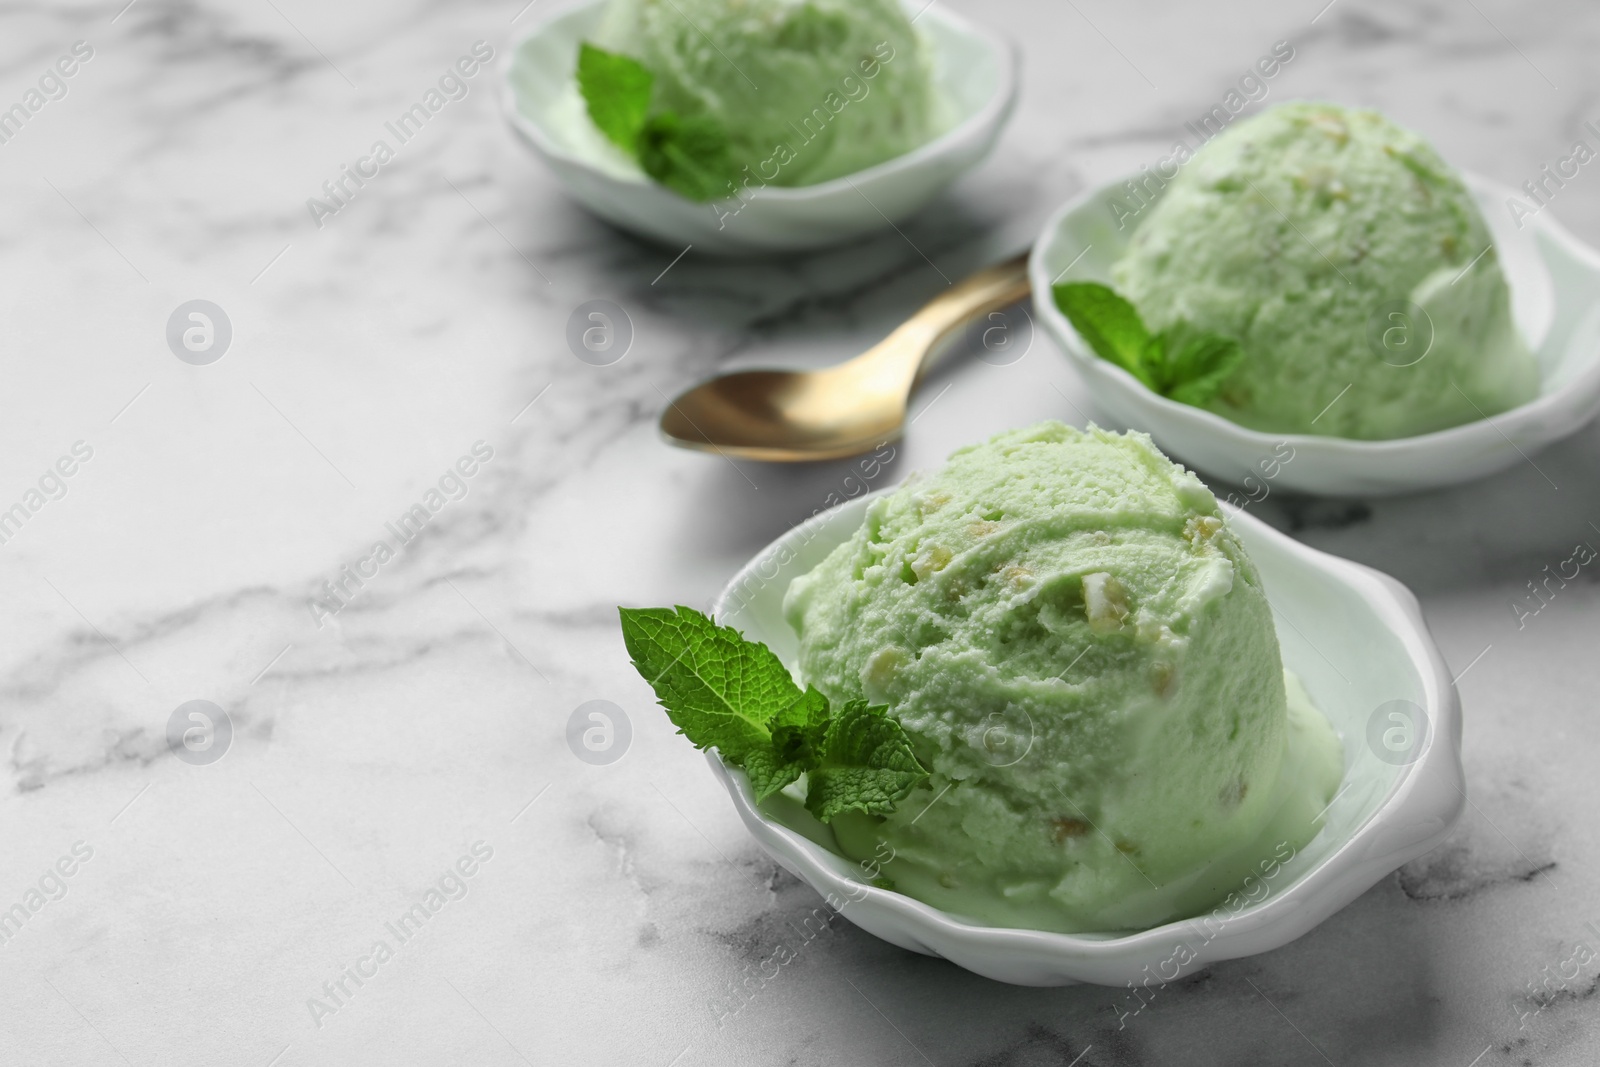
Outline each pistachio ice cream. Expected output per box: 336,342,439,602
1112,101,1539,439
590,0,938,186
782,423,1342,933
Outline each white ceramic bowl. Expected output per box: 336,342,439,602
709,488,1464,987
500,0,1016,254
1031,173,1600,496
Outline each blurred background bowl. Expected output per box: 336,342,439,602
500,0,1017,253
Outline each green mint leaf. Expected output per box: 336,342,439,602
775,684,830,729
772,685,830,770
740,749,799,803
577,43,653,151
1053,281,1244,407
744,686,830,802
637,110,733,202
1140,334,1167,386
804,701,930,822
1153,324,1245,406
574,43,734,202
618,608,931,821
1052,282,1158,389
617,606,799,765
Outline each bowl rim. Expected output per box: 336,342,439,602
497,0,1020,204
1028,170,1600,460
707,486,1465,973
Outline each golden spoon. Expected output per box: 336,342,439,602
659,253,1033,462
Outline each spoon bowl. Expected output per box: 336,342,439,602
660,368,908,462
660,254,1031,460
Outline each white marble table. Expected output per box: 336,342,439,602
1,0,1597,1063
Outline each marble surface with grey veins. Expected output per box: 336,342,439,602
0,0,1597,1063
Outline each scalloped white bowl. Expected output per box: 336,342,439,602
500,0,1016,253
1031,172,1600,496
709,487,1464,986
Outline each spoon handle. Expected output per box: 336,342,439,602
867,252,1034,386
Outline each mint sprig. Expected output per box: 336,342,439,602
804,701,931,823
577,44,733,203
576,42,653,151
636,111,733,202
618,606,930,821
615,605,798,763
1052,282,1244,406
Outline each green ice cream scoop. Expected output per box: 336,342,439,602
590,0,938,188
1111,101,1539,439
782,422,1342,934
